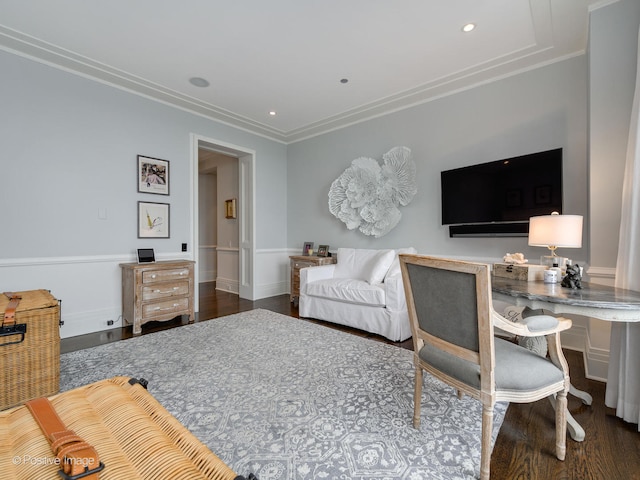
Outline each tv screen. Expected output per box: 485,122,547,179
441,148,563,226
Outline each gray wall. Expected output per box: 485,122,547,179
287,56,588,264
0,49,288,258
0,48,288,336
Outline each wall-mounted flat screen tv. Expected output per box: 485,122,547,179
441,148,563,228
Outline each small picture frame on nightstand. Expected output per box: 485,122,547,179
317,245,329,257
303,241,314,255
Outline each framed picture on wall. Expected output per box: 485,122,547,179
138,201,170,238
225,198,237,219
138,155,169,195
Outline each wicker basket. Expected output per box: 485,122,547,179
0,289,60,410
0,376,239,479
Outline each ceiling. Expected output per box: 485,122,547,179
0,0,609,143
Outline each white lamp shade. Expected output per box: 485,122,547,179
528,214,583,248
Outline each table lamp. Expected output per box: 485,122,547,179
528,212,583,267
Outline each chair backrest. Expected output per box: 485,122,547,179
399,255,495,387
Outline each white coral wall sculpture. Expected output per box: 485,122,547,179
328,146,417,238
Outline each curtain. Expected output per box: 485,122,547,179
606,27,640,430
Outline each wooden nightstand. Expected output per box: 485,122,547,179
120,260,195,335
289,255,336,304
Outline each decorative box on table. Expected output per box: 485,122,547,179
493,263,547,282
0,289,60,410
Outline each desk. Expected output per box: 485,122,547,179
492,276,640,441
491,276,640,322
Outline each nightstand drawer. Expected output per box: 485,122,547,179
293,260,315,269
142,281,189,301
142,297,189,318
143,267,191,284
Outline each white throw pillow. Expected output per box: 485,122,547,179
385,247,417,279
334,248,395,284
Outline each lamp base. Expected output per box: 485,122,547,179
540,255,568,270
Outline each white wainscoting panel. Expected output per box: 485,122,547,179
216,247,239,294
0,253,191,339
254,249,292,299
198,244,217,283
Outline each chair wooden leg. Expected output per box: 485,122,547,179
555,390,568,461
413,367,423,428
480,404,493,480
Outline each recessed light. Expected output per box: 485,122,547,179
462,23,476,33
189,77,210,87
340,78,349,84
269,111,277,116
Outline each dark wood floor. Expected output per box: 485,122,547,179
62,282,640,480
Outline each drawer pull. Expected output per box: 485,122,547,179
151,274,157,279
153,303,180,312
152,287,180,294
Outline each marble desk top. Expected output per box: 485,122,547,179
491,275,640,321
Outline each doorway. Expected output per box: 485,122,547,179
191,134,255,312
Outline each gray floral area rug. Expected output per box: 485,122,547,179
60,309,507,480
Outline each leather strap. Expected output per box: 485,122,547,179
3,292,22,325
25,397,104,479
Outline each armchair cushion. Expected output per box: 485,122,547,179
520,306,559,332
333,248,395,284
418,337,564,391
305,278,386,306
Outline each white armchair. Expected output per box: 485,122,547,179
299,247,415,341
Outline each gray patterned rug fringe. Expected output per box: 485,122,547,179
60,309,507,479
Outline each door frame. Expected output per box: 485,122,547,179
190,133,256,311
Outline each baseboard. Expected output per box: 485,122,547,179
215,276,239,294
255,281,289,299
60,307,123,339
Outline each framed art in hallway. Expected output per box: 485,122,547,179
225,198,237,219
138,201,170,238
138,155,169,195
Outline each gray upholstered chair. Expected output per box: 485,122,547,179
399,254,571,480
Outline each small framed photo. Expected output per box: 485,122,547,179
138,201,170,238
317,245,329,257
138,155,169,195
225,198,237,219
302,241,314,256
